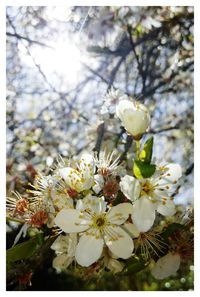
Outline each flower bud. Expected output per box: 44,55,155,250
116,99,150,139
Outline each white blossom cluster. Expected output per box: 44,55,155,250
7,90,188,280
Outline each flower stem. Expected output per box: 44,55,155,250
135,140,140,160
6,216,25,224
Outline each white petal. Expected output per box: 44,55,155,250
93,174,105,194
80,153,95,173
120,175,141,201
79,153,95,190
116,99,134,121
75,233,104,267
106,258,125,273
116,100,150,136
122,223,140,238
51,235,69,253
122,109,150,136
55,209,90,233
51,192,74,210
157,200,176,216
165,163,182,181
151,253,181,280
158,163,182,186
58,167,83,192
104,225,133,259
132,197,156,232
53,254,73,272
107,203,132,225
67,233,77,257
78,195,107,214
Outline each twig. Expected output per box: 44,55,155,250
6,236,57,287
6,32,53,49
93,122,105,156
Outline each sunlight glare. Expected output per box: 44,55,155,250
33,40,82,85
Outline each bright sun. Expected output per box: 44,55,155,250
33,40,82,84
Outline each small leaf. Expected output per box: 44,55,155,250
118,256,147,276
140,137,154,163
133,160,156,178
7,234,44,264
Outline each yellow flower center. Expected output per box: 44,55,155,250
141,181,153,196
92,214,107,230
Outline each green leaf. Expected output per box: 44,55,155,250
118,256,147,276
6,234,44,264
139,137,154,163
133,160,156,178
136,24,143,34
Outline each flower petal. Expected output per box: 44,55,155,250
51,234,69,253
53,254,74,272
79,153,95,190
107,203,132,225
116,100,150,136
93,174,105,194
58,167,83,192
116,99,134,121
151,253,181,280
157,163,182,187
132,197,156,232
51,191,74,211
122,223,140,238
106,258,125,273
157,200,176,216
75,233,104,267
122,109,150,136
76,195,107,214
104,225,133,259
120,175,141,201
55,209,90,233
67,233,77,257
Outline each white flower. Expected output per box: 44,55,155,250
101,88,129,116
51,233,77,273
29,174,57,198
55,197,134,267
116,99,150,138
51,192,74,210
94,150,121,177
87,9,114,41
120,163,182,232
151,252,181,279
93,174,105,194
103,248,125,273
58,153,95,193
122,223,167,260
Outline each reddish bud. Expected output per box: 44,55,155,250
30,210,48,227
18,271,33,286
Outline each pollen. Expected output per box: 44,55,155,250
141,181,153,196
96,217,105,227
30,210,48,227
92,214,108,230
15,198,29,215
67,188,78,198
